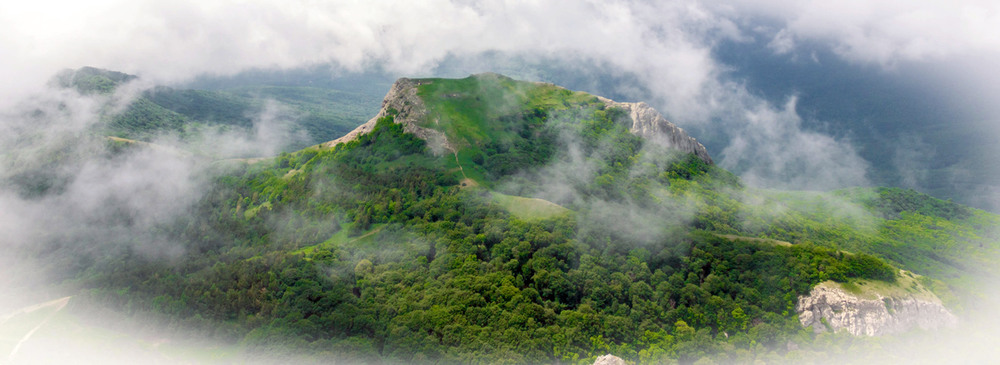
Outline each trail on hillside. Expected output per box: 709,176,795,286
454,152,468,180
3,296,71,362
350,225,386,243
454,152,479,188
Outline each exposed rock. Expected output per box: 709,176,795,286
796,281,957,336
593,354,626,365
599,97,713,164
322,77,453,155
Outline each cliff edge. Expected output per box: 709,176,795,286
597,97,712,164
796,280,957,336
322,77,453,154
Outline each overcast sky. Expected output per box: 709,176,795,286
1,0,998,197
3,0,996,95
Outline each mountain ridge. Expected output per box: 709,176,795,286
324,73,713,164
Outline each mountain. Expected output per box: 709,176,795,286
3,72,999,364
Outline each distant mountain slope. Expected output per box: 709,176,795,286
52,67,382,153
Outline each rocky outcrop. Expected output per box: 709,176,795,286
322,77,453,155
599,97,713,164
796,282,957,336
593,354,626,365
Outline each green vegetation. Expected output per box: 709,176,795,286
819,270,939,302
417,73,600,149
107,97,191,140
17,74,1000,364
54,66,137,94
416,74,603,186
491,192,570,220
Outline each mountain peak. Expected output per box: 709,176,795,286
324,74,712,164
321,76,452,154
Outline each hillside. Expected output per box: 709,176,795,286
4,73,999,364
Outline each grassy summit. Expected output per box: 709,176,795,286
416,73,601,148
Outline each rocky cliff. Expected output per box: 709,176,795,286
592,354,626,365
325,74,712,164
598,97,712,164
322,77,453,155
796,281,957,336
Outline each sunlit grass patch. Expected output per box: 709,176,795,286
492,192,571,220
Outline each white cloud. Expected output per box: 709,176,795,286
727,0,1000,65
767,29,796,55
0,0,729,119
719,95,870,190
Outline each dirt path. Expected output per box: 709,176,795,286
716,234,792,247
350,225,386,244
453,153,479,188
454,153,468,179
4,296,71,362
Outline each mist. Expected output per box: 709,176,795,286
0,74,316,363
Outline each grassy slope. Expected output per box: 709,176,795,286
491,192,570,220
415,74,599,148
827,270,939,302
416,74,600,185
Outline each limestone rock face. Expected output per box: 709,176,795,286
796,282,957,336
322,78,453,155
593,354,626,365
600,98,713,164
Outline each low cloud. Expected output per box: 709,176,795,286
718,95,870,190
496,113,700,248
892,134,934,189
167,99,310,159
0,79,308,283
724,0,1000,66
